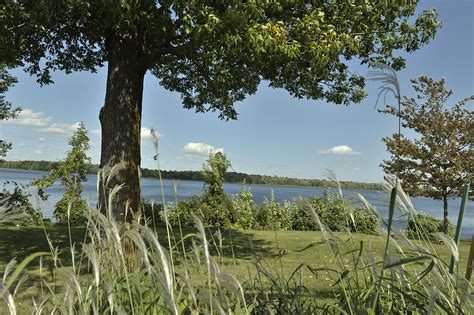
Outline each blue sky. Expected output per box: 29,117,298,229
1,1,473,183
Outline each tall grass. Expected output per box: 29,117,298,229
1,168,473,314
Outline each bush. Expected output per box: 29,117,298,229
165,196,203,226
301,197,380,234
307,197,351,232
165,193,380,235
352,208,380,235
141,200,164,225
405,213,454,239
0,182,42,224
290,198,317,231
230,185,257,229
53,191,88,223
255,191,292,230
165,194,236,228
197,152,236,227
200,193,235,227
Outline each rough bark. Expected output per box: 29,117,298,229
98,37,146,222
443,195,449,235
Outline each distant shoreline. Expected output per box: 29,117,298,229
0,160,383,190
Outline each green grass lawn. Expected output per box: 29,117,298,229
1,223,471,273
0,223,472,311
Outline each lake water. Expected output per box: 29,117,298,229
1,168,473,238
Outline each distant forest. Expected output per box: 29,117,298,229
0,160,382,190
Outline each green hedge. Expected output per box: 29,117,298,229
157,191,381,234
297,197,380,234
405,213,454,239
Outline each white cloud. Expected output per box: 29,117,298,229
39,121,82,135
181,142,224,159
1,108,80,135
2,109,53,128
320,145,360,156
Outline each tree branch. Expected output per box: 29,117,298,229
145,40,193,68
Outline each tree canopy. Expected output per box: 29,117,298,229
2,1,440,118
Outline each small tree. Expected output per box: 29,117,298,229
201,152,233,226
231,182,257,229
202,152,231,200
380,76,473,234
33,122,91,223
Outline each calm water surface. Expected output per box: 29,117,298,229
1,168,472,238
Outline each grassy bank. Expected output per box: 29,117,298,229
1,223,471,276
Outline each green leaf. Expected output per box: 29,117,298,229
2,252,50,293
331,269,350,286
383,255,431,269
296,241,326,252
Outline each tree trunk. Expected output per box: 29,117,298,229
98,38,146,222
443,196,449,235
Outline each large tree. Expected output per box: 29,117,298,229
1,1,440,221
380,76,473,234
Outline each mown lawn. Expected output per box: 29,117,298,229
0,223,472,311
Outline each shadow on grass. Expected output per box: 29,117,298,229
151,224,275,261
0,224,87,269
0,223,274,270
208,227,275,260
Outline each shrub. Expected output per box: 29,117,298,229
165,192,380,234
307,197,351,232
302,197,380,234
53,190,88,224
0,182,42,224
255,191,292,230
405,213,454,239
352,208,380,235
282,200,299,230
141,200,164,225
196,152,236,227
166,194,236,228
230,184,257,229
200,194,235,227
165,196,202,226
290,198,317,231
202,152,231,201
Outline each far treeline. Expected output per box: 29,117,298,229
0,160,382,190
